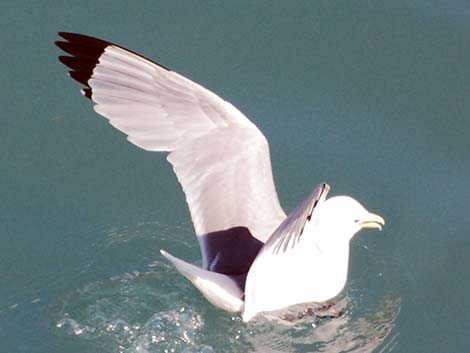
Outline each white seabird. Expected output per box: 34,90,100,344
56,32,385,322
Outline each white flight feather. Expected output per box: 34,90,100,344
87,45,286,243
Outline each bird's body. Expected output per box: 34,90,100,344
56,32,384,322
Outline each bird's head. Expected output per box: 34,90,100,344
312,196,385,245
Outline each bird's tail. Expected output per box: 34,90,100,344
160,250,244,312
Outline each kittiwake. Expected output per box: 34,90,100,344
55,32,385,322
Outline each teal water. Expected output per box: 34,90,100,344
2,1,470,352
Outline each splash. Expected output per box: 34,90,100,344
53,220,401,353
54,269,214,353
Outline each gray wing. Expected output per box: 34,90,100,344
56,33,287,261
261,182,330,255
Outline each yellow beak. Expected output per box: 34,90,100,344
359,213,385,231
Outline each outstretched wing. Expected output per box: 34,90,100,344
243,183,330,321
55,33,286,258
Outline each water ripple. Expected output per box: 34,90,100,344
52,220,402,353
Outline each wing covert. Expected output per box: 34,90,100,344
56,32,286,244
261,183,330,255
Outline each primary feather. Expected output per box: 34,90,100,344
56,33,384,322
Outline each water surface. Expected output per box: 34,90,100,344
2,1,470,352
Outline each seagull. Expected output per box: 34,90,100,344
55,32,385,322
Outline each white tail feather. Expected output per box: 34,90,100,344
160,250,244,312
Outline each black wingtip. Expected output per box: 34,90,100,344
58,32,172,72
56,31,172,100
58,32,108,44
69,70,92,86
57,31,69,39
55,32,111,100
81,88,92,99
